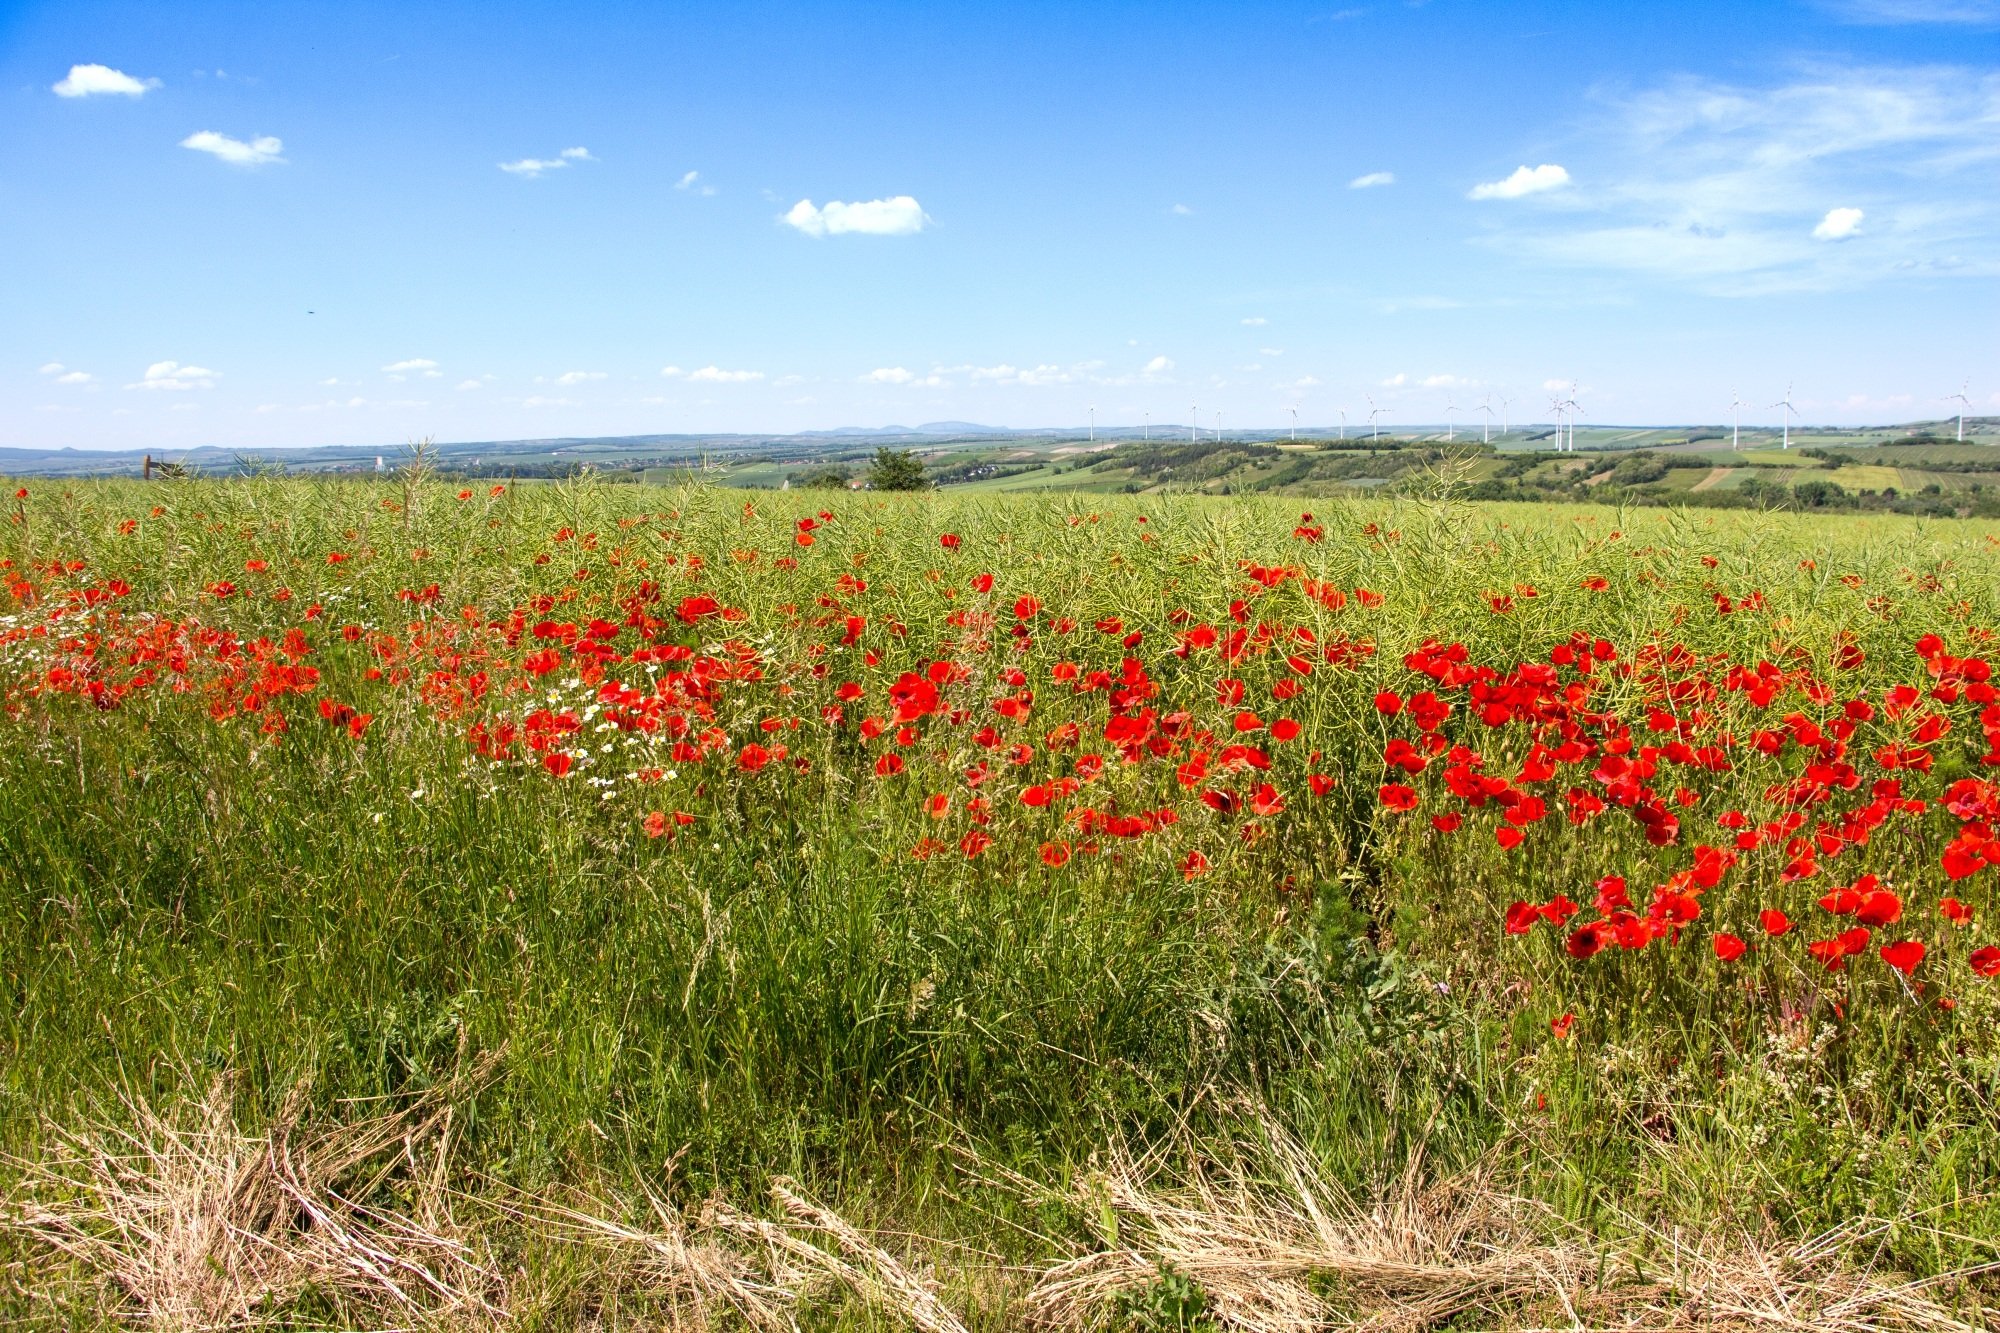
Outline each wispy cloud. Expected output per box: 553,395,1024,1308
1818,0,1998,23
126,360,218,391
662,365,764,383
53,63,158,97
555,370,607,385
676,170,717,195
1348,171,1396,189
1169,203,1193,215
1240,316,1267,326
382,358,439,374
782,196,927,236
1473,64,2000,293
1469,164,1570,200
37,362,93,384
181,131,284,166
501,146,593,177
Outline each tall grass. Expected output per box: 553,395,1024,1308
2,475,1998,1326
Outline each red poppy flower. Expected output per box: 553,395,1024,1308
959,830,993,858
1180,849,1210,880
1249,783,1286,816
1879,940,1925,975
1565,923,1607,958
1941,897,1974,927
1309,774,1336,797
1496,826,1525,850
1759,909,1791,936
1970,946,2000,977
542,752,573,777
1550,1013,1576,1038
1504,901,1540,934
1039,841,1071,868
1430,812,1462,832
1712,933,1747,962
925,792,950,819
1377,783,1418,811
1373,690,1403,716
643,811,668,838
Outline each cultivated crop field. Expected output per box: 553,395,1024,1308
4,473,2000,1330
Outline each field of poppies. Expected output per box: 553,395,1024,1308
4,472,2000,1329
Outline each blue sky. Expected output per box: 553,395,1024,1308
4,0,1997,449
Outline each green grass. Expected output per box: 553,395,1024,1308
3,476,1999,1326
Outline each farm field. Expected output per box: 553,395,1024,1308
5,474,2000,1329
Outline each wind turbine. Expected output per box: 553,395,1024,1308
1477,397,1495,445
1288,406,1298,440
1215,410,1223,439
1444,400,1459,443
1143,411,1150,441
1365,394,1383,441
1088,405,1095,443
1769,383,1797,450
1563,388,1583,452
1729,390,1744,451
1190,404,1198,443
1946,380,1970,442
1337,407,1347,440
1548,395,1567,452
1499,394,1513,438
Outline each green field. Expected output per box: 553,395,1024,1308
4,476,2000,1329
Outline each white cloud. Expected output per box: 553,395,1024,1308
127,360,218,391
501,147,593,178
1381,373,1408,387
1170,203,1192,215
1260,348,1283,357
1422,373,1472,388
1469,164,1571,200
1814,206,1866,239
782,195,927,236
555,370,608,385
521,396,575,408
1142,355,1174,377
53,63,158,97
382,358,438,373
182,131,284,166
1293,376,1322,388
38,362,65,375
676,170,717,195
455,379,483,391
1542,378,1572,392
55,371,92,384
686,366,763,383
861,367,916,384
1240,316,1267,326
1348,171,1395,189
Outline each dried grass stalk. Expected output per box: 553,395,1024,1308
1022,1116,1994,1333
4,1057,503,1330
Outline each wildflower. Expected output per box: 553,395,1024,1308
1880,940,1925,975
1712,933,1747,962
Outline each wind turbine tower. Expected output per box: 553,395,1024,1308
1366,394,1383,441
1338,407,1347,440
1289,406,1298,441
1088,405,1095,443
1444,400,1459,443
1730,390,1743,451
1477,397,1494,445
1947,380,1971,442
1770,383,1798,450
1190,404,1198,443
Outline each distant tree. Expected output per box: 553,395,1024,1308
792,465,854,490
867,448,930,491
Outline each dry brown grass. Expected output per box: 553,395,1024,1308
9,1084,1993,1332
1016,1117,1995,1332
4,1058,504,1330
